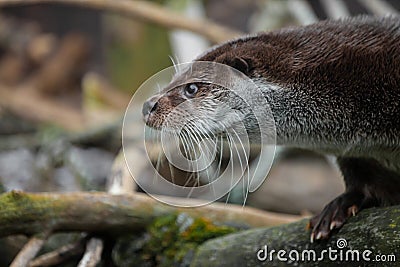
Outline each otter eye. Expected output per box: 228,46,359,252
184,83,198,97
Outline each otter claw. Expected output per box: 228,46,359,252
308,191,366,242
316,232,322,240
348,205,358,216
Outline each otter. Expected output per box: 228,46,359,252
142,16,400,242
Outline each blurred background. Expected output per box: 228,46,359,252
0,0,398,264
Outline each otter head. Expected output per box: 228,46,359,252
142,45,260,138
141,62,228,131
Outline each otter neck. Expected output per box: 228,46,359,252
253,79,357,153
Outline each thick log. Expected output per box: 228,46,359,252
0,191,300,237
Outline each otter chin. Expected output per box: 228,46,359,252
143,16,400,242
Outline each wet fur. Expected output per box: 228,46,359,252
144,16,400,240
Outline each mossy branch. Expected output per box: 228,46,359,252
0,191,301,237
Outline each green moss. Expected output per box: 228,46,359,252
113,213,238,267
146,213,237,266
0,191,71,236
180,217,237,242
0,190,29,207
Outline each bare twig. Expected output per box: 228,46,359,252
359,0,398,15
106,148,136,195
0,85,86,131
0,0,243,43
0,191,301,238
10,232,50,267
77,238,103,267
76,145,129,267
0,0,243,131
31,33,90,95
29,240,85,267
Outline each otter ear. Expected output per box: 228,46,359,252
231,56,252,75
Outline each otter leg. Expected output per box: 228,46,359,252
309,157,400,242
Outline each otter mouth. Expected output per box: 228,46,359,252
142,105,171,131
143,114,161,130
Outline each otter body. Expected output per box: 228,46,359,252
143,16,400,241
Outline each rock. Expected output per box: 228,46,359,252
191,206,400,267
53,166,81,192
0,148,42,191
66,147,114,190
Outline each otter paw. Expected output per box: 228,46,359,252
308,191,365,243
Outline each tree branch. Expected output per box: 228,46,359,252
0,191,301,238
10,232,50,267
28,239,85,267
0,85,86,131
77,238,103,267
0,0,243,43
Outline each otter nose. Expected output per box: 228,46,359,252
142,98,158,120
